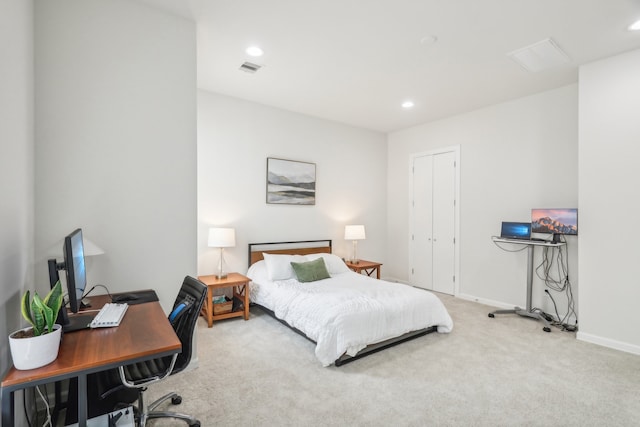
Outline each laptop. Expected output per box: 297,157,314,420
500,222,531,240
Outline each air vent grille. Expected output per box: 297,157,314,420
239,62,262,73
507,38,570,73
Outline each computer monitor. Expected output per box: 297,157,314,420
63,228,87,314
47,228,95,332
531,208,578,241
500,222,531,240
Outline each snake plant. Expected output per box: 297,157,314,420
20,280,63,336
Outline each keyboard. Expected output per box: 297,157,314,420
90,303,129,328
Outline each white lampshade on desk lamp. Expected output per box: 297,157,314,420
82,237,105,257
208,227,236,279
344,225,366,264
47,235,105,257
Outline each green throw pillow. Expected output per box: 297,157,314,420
290,257,331,283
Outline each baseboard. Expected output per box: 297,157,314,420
577,331,640,356
382,276,409,285
456,293,515,309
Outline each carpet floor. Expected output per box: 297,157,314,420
145,293,640,426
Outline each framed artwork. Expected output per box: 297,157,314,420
266,158,316,205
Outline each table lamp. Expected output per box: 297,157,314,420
47,235,105,257
208,227,236,279
82,236,105,257
344,225,366,264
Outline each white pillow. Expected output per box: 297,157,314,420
262,253,308,281
306,253,351,275
247,259,268,283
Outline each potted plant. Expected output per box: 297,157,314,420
8,281,64,370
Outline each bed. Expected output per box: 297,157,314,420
246,240,453,366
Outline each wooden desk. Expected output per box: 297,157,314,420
1,295,180,427
345,260,382,279
198,273,250,327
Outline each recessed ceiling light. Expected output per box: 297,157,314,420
246,46,264,57
628,19,640,31
402,101,415,109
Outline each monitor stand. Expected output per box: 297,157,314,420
62,314,95,332
48,258,95,332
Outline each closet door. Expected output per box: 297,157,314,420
431,151,456,294
411,150,456,295
412,155,434,290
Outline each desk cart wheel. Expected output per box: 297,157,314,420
488,313,495,318
543,327,551,333
171,395,182,405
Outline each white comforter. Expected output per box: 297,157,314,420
248,261,453,366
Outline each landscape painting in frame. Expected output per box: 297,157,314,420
266,158,316,205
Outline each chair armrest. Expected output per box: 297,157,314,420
118,353,178,390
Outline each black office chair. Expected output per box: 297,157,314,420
103,276,207,427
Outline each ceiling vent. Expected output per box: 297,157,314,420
239,61,262,73
507,38,570,72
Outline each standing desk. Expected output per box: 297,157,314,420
488,237,566,332
1,295,181,427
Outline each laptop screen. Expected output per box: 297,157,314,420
500,222,531,240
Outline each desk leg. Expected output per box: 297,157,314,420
488,244,551,332
514,308,552,331
1,387,15,426
78,373,88,427
525,245,534,312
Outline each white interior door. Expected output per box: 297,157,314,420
432,151,456,294
410,150,457,295
412,155,433,290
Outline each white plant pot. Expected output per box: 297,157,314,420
9,324,62,370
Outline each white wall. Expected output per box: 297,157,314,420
387,85,578,319
197,91,387,275
578,49,640,354
1,0,34,368
1,0,34,356
34,0,197,312
1,1,34,424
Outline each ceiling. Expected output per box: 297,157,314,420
139,0,640,133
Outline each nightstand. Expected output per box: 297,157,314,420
345,260,382,279
197,273,250,327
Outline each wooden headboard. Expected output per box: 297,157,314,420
248,240,332,266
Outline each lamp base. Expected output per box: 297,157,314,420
350,259,360,264
214,273,228,280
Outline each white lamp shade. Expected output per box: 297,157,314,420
46,235,105,257
83,237,105,256
208,228,236,248
344,225,366,240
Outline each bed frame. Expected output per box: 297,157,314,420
247,240,437,367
